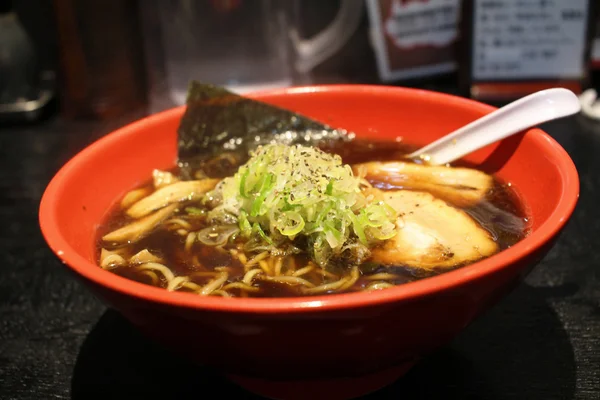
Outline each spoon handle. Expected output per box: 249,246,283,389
407,88,581,166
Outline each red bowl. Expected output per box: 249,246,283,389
39,85,578,400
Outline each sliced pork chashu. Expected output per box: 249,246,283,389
353,161,493,207
366,188,497,269
102,204,178,244
126,179,220,218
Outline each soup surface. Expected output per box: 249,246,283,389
96,140,529,298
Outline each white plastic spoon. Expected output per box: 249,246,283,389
407,88,581,166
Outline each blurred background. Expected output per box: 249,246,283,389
1,3,599,399
1,0,598,123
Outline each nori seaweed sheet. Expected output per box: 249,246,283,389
177,82,351,176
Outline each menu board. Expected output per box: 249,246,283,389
472,0,589,81
366,0,461,81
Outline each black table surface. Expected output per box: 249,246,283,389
1,105,599,400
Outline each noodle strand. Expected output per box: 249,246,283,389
199,272,229,296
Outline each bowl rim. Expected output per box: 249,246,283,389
39,84,579,314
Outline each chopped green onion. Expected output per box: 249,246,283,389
185,206,205,215
253,223,274,245
206,144,397,266
277,211,305,236
239,168,250,198
325,179,334,195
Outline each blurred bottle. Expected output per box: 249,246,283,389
0,0,58,123
52,0,147,119
590,10,600,87
0,0,37,105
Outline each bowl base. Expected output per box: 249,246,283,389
227,361,417,400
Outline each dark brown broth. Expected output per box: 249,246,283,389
97,140,529,297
